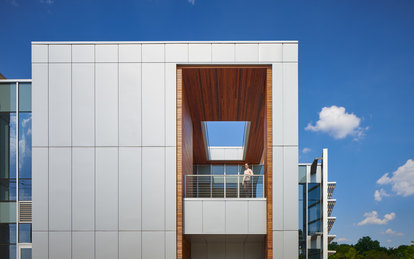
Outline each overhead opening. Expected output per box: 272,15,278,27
202,121,250,161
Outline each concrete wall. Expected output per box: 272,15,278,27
31,41,298,259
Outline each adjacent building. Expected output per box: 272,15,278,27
0,40,335,259
0,79,33,259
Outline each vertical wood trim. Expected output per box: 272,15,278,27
176,67,184,259
265,67,273,259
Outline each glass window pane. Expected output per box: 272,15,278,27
0,179,16,201
18,113,32,179
18,180,31,201
0,83,16,112
252,164,264,175
225,165,238,175
0,202,16,223
0,223,16,244
0,113,17,179
19,224,32,243
299,165,307,183
197,165,210,175
0,244,16,259
18,83,31,112
21,248,32,259
211,165,224,175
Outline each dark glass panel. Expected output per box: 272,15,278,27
0,83,16,112
21,248,32,259
18,180,31,201
0,179,16,201
0,244,16,259
18,224,32,243
18,83,32,112
225,165,238,175
0,223,16,244
0,113,17,179
211,165,224,175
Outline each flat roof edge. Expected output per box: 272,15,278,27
32,40,299,45
0,79,32,82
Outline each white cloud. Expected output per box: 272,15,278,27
305,106,366,140
377,159,414,197
383,228,404,236
187,0,195,5
302,147,311,154
336,237,350,242
374,188,390,201
357,211,396,226
387,239,392,243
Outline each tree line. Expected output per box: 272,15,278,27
329,236,414,259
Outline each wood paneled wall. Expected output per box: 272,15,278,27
265,68,273,258
177,66,272,259
177,68,192,259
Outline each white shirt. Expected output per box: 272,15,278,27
244,169,253,181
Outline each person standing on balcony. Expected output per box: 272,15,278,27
242,163,254,197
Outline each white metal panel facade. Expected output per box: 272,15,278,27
32,41,298,259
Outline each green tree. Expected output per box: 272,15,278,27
355,236,381,253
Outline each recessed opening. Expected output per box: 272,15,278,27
202,121,250,161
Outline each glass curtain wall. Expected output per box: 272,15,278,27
0,81,32,259
298,165,307,259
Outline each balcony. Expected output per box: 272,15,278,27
184,175,265,198
183,175,266,235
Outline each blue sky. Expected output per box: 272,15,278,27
1,0,414,248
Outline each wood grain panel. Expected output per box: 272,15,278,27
265,67,273,259
177,68,192,259
181,66,269,164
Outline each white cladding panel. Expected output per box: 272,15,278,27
95,147,118,230
49,45,71,62
49,148,71,231
49,63,71,146
32,148,48,231
95,232,118,259
142,147,165,230
142,63,165,146
184,200,266,235
95,63,118,146
32,63,49,146
119,63,142,146
119,231,142,259
72,232,95,259
119,44,141,62
119,147,142,230
72,148,95,230
32,232,48,259
72,63,95,146
49,232,71,259
72,44,94,63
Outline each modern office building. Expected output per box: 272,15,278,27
299,149,336,259
0,40,336,259
0,79,33,259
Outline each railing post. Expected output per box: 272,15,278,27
184,176,186,198
210,175,213,198
224,175,226,198
237,175,240,198
196,175,199,198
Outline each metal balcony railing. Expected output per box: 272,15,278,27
184,175,265,198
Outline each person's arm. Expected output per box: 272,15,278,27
242,173,246,185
